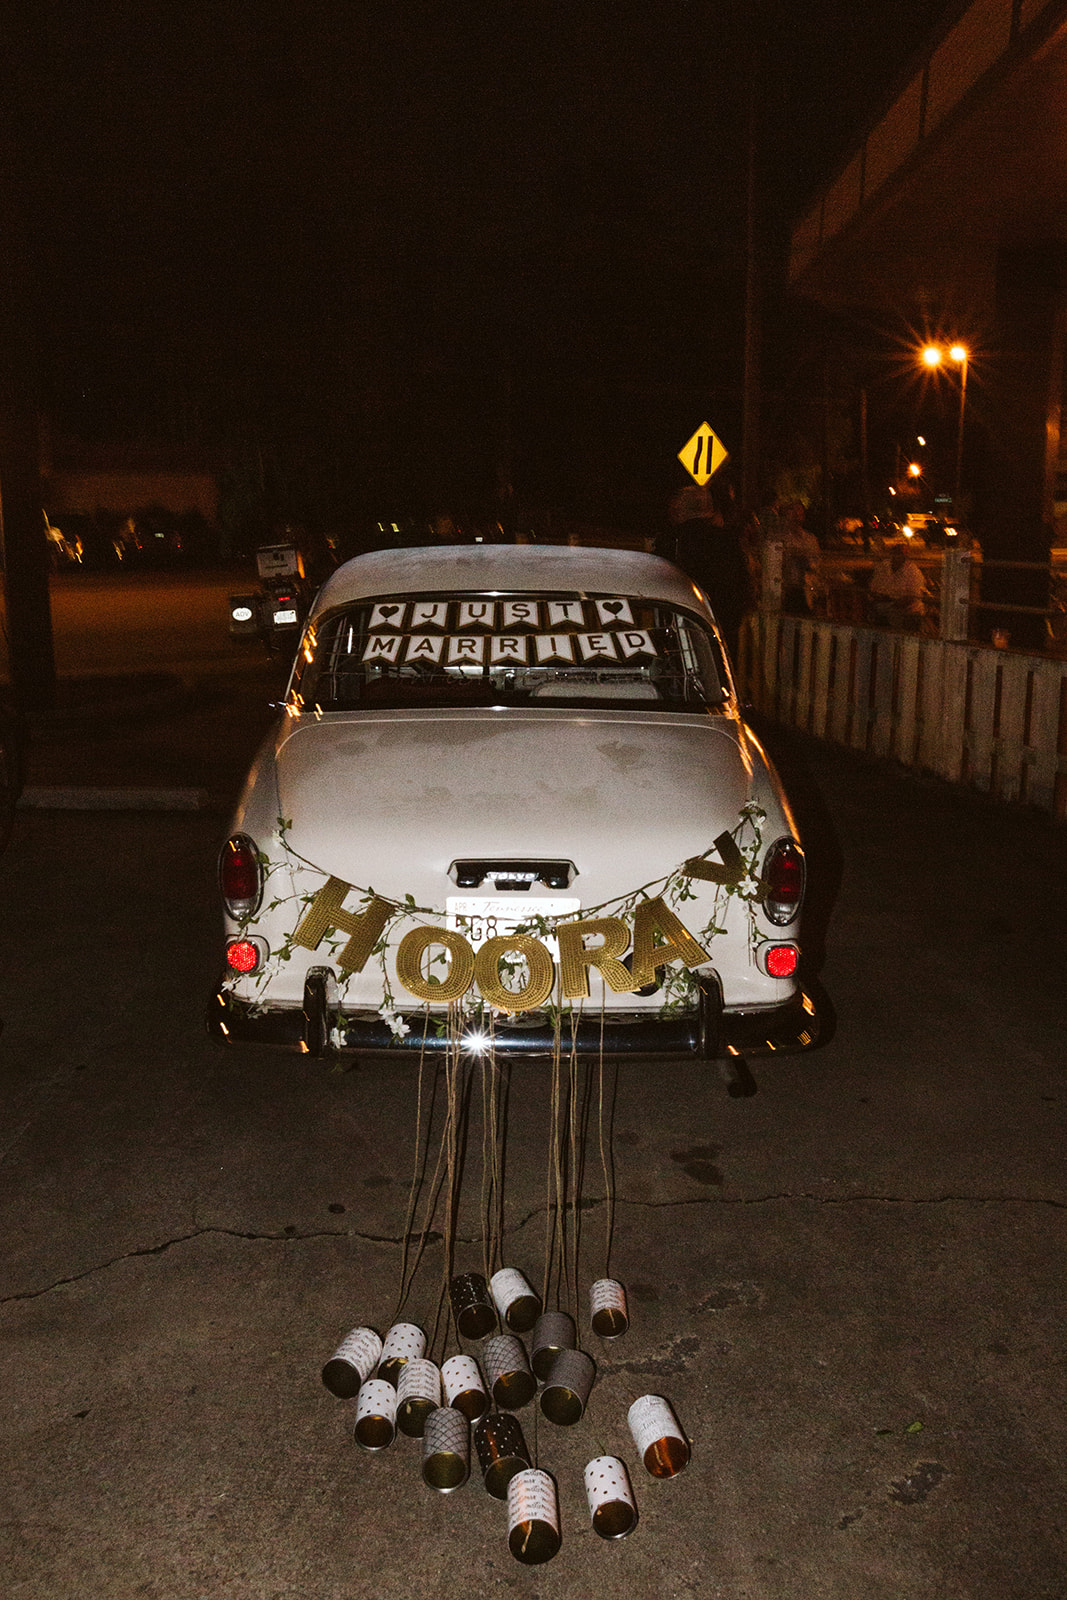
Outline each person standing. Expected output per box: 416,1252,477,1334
776,500,822,614
667,483,751,660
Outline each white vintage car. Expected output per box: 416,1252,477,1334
209,543,822,1061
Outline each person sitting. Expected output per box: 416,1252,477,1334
869,546,928,630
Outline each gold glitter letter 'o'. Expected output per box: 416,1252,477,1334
474,935,555,1014
396,927,476,1003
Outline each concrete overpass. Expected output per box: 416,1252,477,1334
789,0,1067,635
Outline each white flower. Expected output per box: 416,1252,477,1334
378,1005,410,1039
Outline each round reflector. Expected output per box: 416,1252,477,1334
765,944,798,979
226,939,261,973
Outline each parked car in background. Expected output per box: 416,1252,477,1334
210,543,823,1064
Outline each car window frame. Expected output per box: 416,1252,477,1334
286,588,735,717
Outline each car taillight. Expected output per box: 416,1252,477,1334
762,838,804,926
764,943,799,979
219,833,262,917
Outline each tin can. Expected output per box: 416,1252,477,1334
490,1267,542,1333
321,1325,382,1398
450,1271,497,1339
507,1468,561,1565
483,1333,536,1410
422,1405,470,1492
377,1322,426,1387
473,1413,531,1500
584,1455,638,1539
353,1377,397,1452
530,1310,577,1381
627,1393,690,1478
441,1353,489,1421
539,1347,596,1426
589,1278,629,1338
396,1357,441,1437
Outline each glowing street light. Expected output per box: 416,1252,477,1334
919,342,970,509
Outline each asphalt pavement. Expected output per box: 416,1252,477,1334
0,665,1065,1599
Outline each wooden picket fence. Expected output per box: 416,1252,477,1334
738,611,1067,822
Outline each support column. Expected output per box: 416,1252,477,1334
0,161,55,712
973,245,1066,649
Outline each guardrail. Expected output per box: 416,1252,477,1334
737,609,1067,822
809,544,1067,651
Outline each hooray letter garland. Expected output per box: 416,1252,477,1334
233,804,773,1033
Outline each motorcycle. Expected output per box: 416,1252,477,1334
228,544,311,658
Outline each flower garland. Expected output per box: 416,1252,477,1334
232,802,771,1031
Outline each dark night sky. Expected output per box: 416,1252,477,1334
5,0,957,520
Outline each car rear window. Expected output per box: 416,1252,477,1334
289,592,728,713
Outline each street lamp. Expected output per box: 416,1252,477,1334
919,343,969,511
949,346,969,509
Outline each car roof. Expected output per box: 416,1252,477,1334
310,543,713,619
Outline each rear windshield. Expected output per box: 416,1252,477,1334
289,592,729,713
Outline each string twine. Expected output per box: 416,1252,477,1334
542,994,564,1313
478,1017,505,1285
597,1000,616,1279
394,1007,437,1320
567,1005,584,1346
429,1009,462,1362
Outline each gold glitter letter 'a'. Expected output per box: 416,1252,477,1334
556,917,636,999
292,879,394,975
629,897,711,989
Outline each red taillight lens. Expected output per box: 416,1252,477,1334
765,943,799,978
226,939,261,973
219,833,262,917
762,838,805,926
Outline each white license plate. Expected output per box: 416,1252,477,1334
273,608,299,625
446,896,580,950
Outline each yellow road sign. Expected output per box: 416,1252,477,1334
678,422,728,486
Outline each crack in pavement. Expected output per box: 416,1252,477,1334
2,1188,1064,1304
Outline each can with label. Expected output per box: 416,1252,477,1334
353,1378,397,1452
473,1413,531,1500
589,1278,630,1338
490,1267,542,1333
627,1393,690,1477
396,1358,441,1437
321,1326,382,1397
584,1455,638,1539
539,1347,596,1426
483,1334,536,1410
422,1405,470,1492
530,1310,576,1381
507,1468,561,1565
377,1322,426,1387
441,1353,489,1421
449,1271,497,1340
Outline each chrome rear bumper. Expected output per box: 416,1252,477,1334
207,979,822,1060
